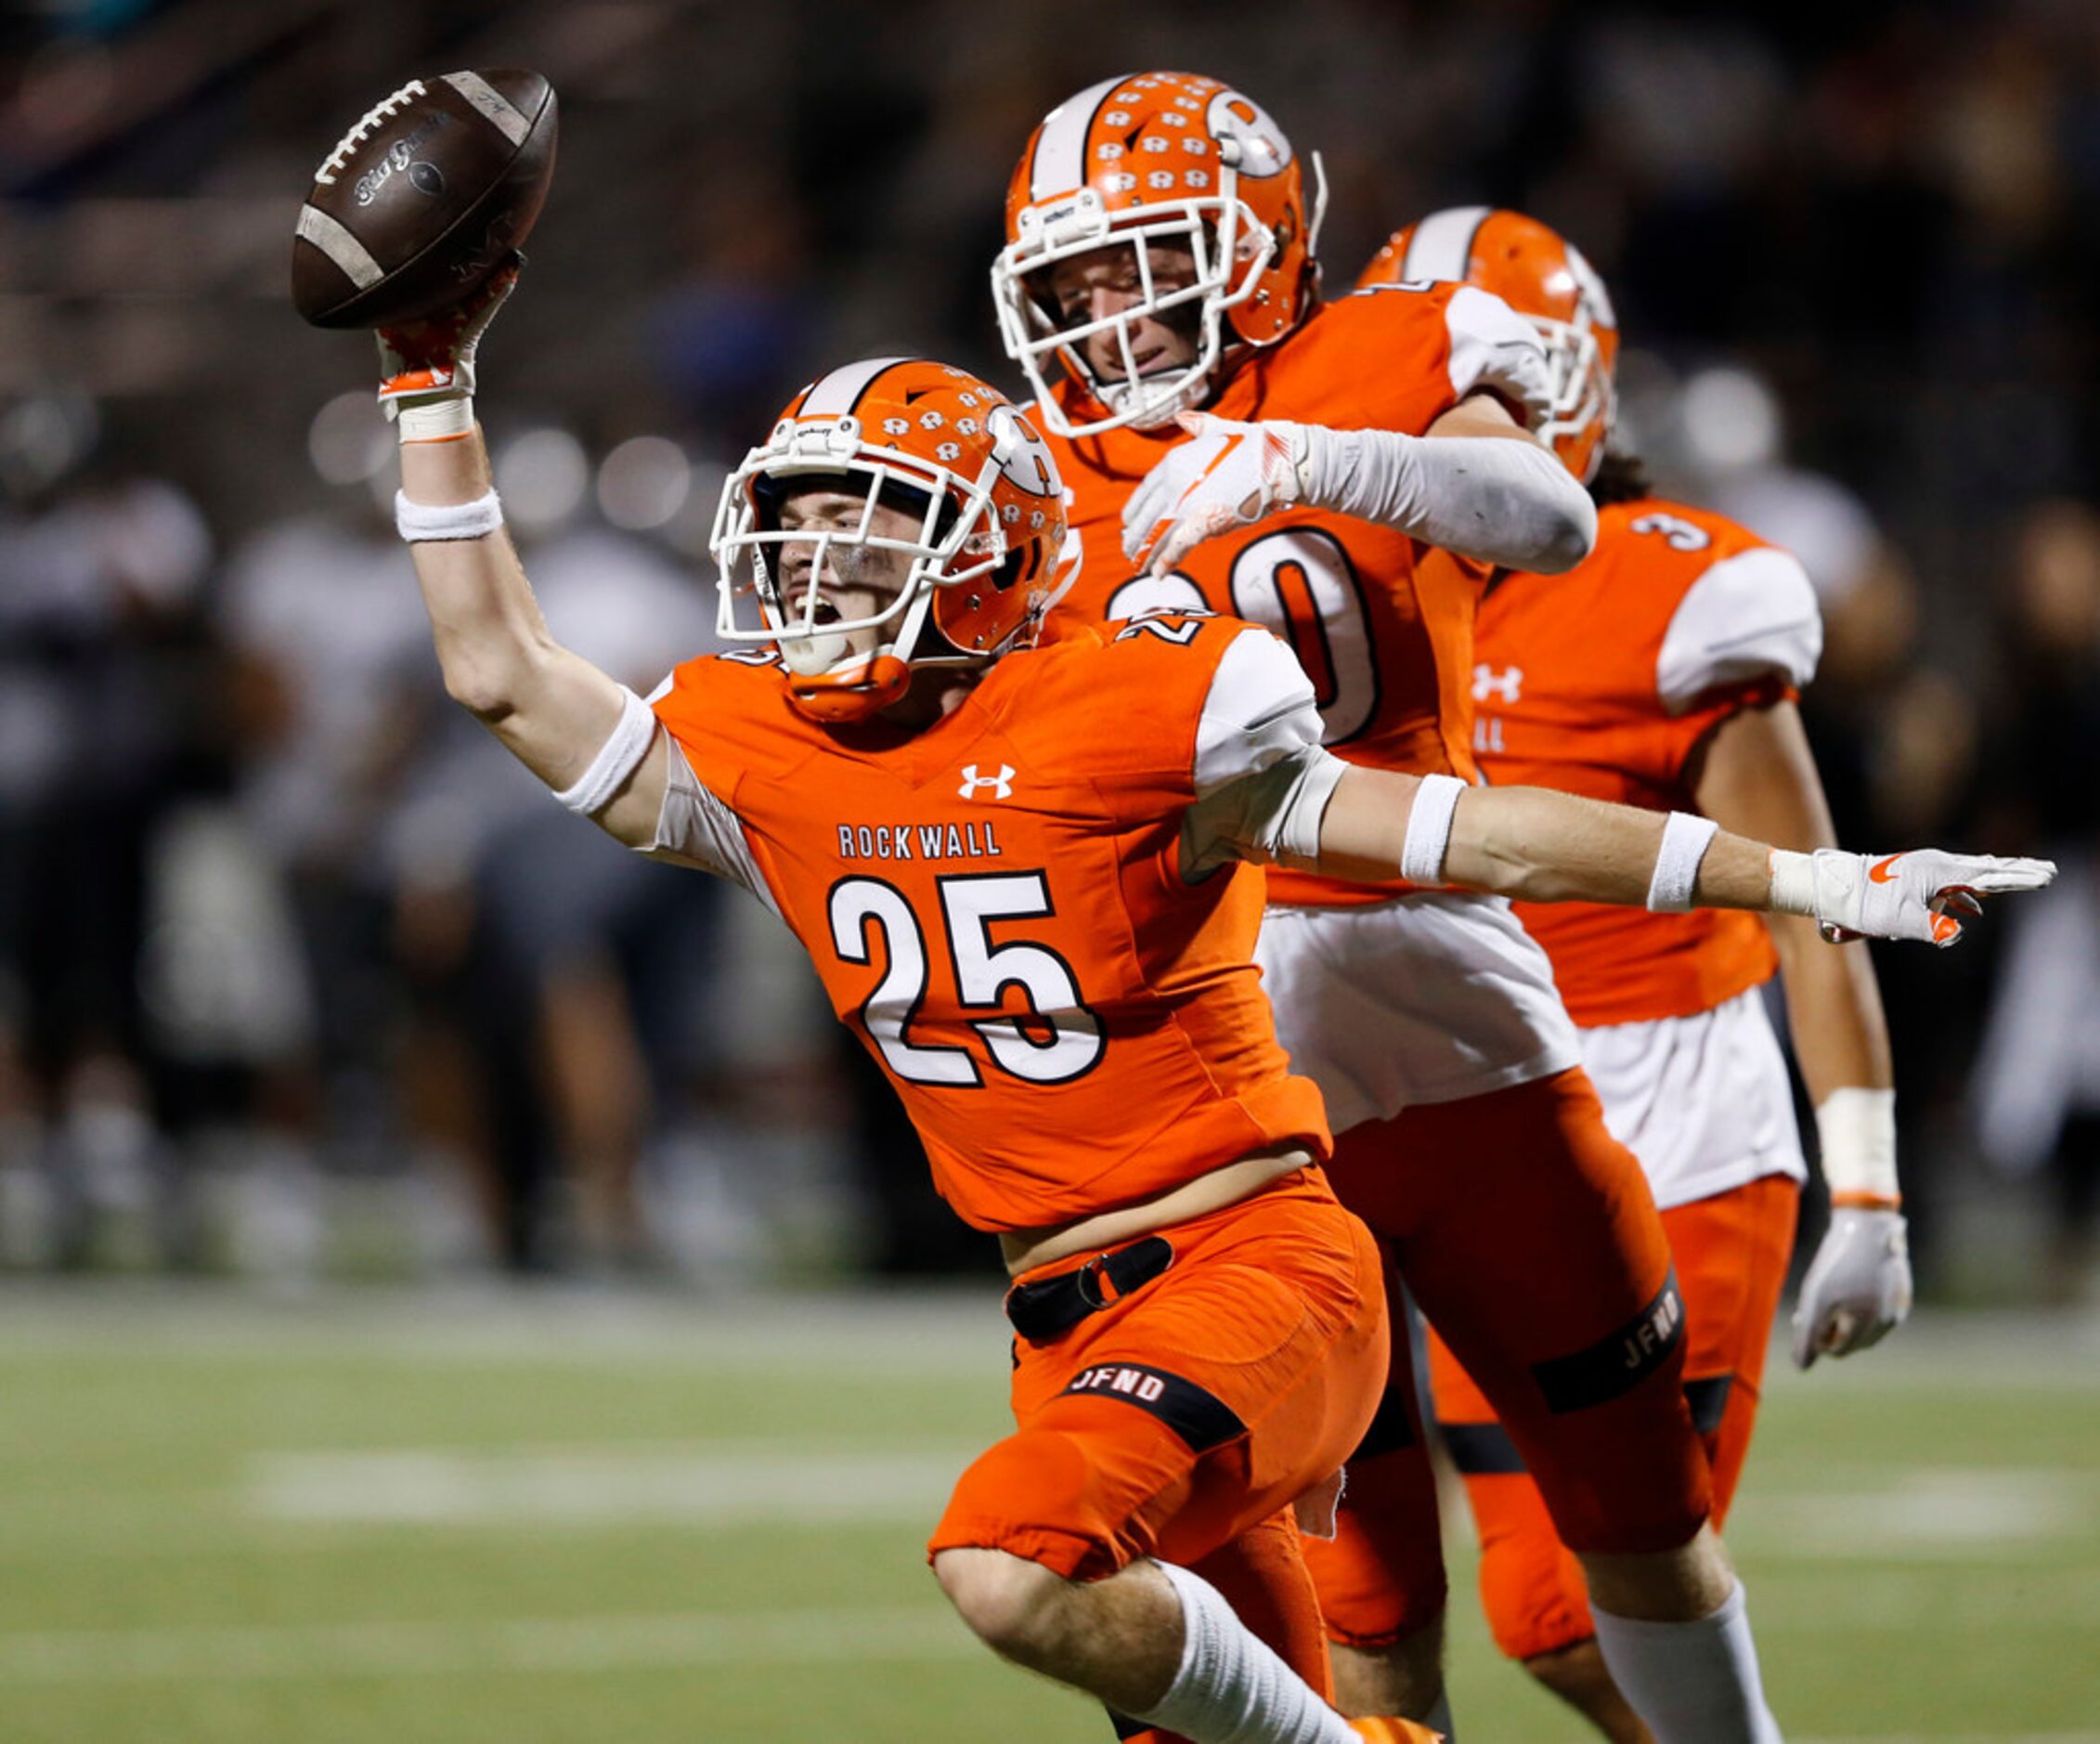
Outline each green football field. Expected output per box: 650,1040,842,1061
0,1283,2094,1743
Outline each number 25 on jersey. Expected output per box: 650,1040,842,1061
828,872,1106,1087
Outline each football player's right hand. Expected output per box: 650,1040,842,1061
1120,412,1307,574
375,254,523,431
1792,1206,1912,1369
1771,847,2056,945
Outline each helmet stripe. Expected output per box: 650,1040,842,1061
801,357,917,419
1030,74,1127,201
1401,204,1492,283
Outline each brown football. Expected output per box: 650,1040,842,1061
292,69,558,330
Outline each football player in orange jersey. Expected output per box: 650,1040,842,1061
1356,208,1912,1743
991,72,1955,1744
362,267,2045,1743
992,69,1711,1741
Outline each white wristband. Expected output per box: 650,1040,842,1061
396,397,474,444
1401,773,1466,884
1647,812,1719,912
551,685,657,816
1815,1086,1900,1206
396,488,503,543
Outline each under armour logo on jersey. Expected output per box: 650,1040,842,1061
1473,664,1524,705
957,763,1015,800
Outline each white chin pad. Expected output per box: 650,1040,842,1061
1105,371,1206,429
778,630,849,675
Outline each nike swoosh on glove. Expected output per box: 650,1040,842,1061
1771,847,2057,945
1120,412,1307,574
1792,1207,1912,1369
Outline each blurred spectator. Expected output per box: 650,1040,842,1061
1971,501,2100,1303
212,470,446,1265
0,413,218,1264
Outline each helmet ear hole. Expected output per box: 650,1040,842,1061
992,548,1028,594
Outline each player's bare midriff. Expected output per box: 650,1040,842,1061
998,1144,1317,1276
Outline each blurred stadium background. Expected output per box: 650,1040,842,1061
1,0,2097,1737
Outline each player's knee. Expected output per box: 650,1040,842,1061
1576,1522,1733,1622
934,1546,1067,1660
1330,1615,1446,1721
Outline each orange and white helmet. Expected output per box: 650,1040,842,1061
992,71,1326,438
1359,207,1619,482
711,358,1070,722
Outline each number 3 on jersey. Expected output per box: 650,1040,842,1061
828,872,1105,1087
1628,512,1712,553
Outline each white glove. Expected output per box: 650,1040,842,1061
1769,847,2056,946
1792,1206,1912,1369
374,255,522,441
1121,411,1307,574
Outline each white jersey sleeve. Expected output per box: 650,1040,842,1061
647,735,782,916
1182,628,1347,874
1654,545,1824,716
1444,284,1555,430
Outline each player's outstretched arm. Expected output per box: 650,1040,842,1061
381,271,667,851
1693,699,1912,1366
1309,762,2055,946
1121,398,1596,578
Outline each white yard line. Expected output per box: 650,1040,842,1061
248,1450,2090,1546
0,1453,2078,1567
0,1282,1014,1372
0,1607,979,1685
247,1446,977,1525
1728,1467,2095,1560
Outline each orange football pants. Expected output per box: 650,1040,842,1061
929,1167,1388,1594
1429,1172,1801,1661
1302,1067,1714,1647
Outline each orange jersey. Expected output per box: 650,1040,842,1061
1045,283,1549,908
647,615,1330,1233
1471,499,1823,1026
